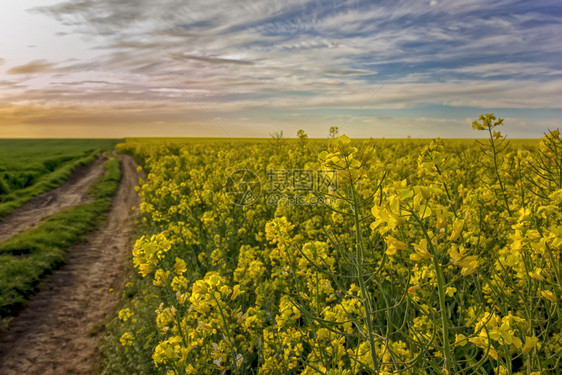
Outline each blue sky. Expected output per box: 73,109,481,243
0,0,561,138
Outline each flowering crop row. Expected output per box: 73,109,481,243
103,116,560,375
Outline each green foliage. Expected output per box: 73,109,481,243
97,254,161,375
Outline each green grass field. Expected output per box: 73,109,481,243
0,139,120,218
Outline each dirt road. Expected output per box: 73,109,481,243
0,154,139,375
0,156,109,243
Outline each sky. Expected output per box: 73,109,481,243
0,0,561,138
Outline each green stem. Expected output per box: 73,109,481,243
348,165,380,373
211,292,241,375
488,127,513,216
413,213,455,372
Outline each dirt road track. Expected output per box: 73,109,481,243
0,156,109,243
0,154,139,375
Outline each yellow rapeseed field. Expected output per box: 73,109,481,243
109,115,560,374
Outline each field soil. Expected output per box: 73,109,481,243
0,154,139,375
0,156,109,242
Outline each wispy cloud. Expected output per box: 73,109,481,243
171,53,255,65
6,59,58,74
0,0,560,137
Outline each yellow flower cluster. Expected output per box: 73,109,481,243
132,233,171,277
